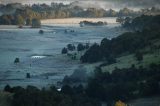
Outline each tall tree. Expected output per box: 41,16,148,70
32,18,41,28
16,15,25,25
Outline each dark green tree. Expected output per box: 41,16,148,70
80,43,102,63
16,15,25,25
32,18,41,28
77,43,85,51
67,44,75,51
26,18,32,25
4,84,12,92
135,51,143,62
14,58,20,64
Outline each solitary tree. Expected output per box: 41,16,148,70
67,44,75,51
14,58,20,64
4,84,12,92
62,47,68,54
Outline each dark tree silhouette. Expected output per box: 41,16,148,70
62,47,68,54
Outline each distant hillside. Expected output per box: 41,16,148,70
80,15,160,63
1,3,160,25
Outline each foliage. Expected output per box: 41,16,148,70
26,18,32,25
77,43,85,51
80,43,103,63
14,58,20,63
81,15,160,63
4,63,160,105
123,15,160,31
0,15,14,25
0,3,145,25
0,14,25,25
67,44,75,51
86,63,160,102
32,18,41,28
7,85,100,106
26,73,31,78
135,51,143,61
62,67,87,84
62,47,68,54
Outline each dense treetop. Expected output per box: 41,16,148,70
0,3,160,25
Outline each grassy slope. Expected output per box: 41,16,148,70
102,40,160,73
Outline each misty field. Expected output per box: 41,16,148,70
0,18,125,89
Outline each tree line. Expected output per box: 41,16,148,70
0,3,154,25
0,14,41,27
122,15,160,31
